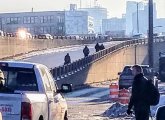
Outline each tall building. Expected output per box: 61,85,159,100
65,4,94,35
102,17,126,37
126,1,145,36
65,10,94,35
155,18,165,34
132,3,157,35
0,5,94,36
80,6,107,34
0,11,65,35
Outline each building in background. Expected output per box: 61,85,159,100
80,6,107,34
65,4,94,35
155,18,165,35
126,1,145,36
102,16,126,37
132,2,157,35
0,4,94,36
0,11,65,35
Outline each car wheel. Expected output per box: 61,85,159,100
119,85,123,90
39,116,43,120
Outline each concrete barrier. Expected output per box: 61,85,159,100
56,38,165,89
0,37,95,60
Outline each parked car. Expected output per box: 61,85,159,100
38,34,53,39
0,61,70,120
132,34,147,39
0,30,4,37
118,65,153,89
6,33,15,37
156,105,165,120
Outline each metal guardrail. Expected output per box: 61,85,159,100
50,36,165,80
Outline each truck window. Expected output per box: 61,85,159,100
0,67,38,91
40,67,52,92
122,66,132,75
142,67,151,75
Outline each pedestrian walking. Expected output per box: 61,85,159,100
64,53,71,65
83,45,90,57
127,65,160,120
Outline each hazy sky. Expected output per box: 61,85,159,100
0,0,164,18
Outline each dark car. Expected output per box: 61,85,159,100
118,65,153,89
156,105,165,120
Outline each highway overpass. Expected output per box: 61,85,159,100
1,36,165,89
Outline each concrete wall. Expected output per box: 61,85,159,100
0,37,95,59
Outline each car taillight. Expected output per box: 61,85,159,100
21,102,32,120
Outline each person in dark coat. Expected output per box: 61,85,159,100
127,65,150,120
64,53,71,65
83,45,90,57
95,43,100,52
99,44,105,50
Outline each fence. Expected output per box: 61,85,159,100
50,36,165,80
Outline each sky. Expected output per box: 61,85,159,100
0,0,164,18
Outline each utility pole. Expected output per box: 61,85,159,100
148,0,154,68
135,2,139,64
136,3,139,33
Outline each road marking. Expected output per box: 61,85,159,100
65,87,107,98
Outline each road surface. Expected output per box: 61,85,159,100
64,82,165,120
22,41,122,68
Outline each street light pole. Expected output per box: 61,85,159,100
148,0,154,68
135,2,139,64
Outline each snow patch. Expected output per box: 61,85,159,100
103,102,130,118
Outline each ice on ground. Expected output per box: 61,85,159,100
103,102,129,118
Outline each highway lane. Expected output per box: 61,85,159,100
23,41,123,68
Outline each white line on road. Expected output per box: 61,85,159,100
65,87,106,98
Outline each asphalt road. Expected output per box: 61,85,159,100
22,41,122,68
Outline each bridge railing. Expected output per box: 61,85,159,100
50,36,165,80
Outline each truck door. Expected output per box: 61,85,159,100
40,67,59,120
45,69,63,120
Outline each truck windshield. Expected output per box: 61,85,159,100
0,67,38,92
122,66,132,75
122,66,151,75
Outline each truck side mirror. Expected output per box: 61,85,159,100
156,106,165,120
61,84,72,93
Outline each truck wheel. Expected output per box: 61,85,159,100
39,116,44,120
64,112,68,120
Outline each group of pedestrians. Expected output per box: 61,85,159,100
64,45,90,65
64,43,105,65
95,43,105,52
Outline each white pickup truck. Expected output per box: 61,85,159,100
0,61,69,120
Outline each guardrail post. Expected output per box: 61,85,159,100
64,65,68,77
57,67,61,80
53,68,58,79
60,66,65,78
